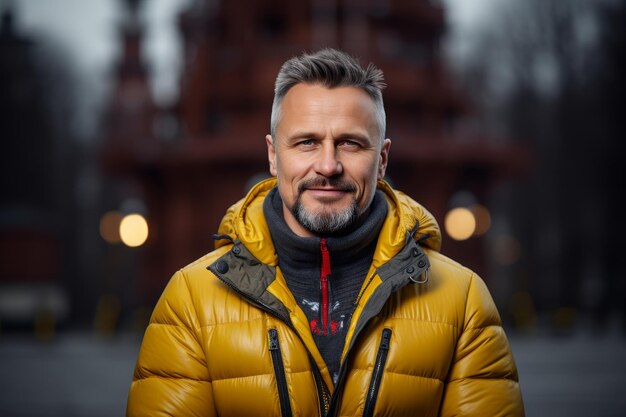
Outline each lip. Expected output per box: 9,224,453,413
304,188,350,199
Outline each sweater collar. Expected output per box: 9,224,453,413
263,187,388,267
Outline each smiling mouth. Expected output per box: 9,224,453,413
303,188,353,204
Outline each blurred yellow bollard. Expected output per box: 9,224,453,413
554,306,578,333
93,294,121,337
509,291,537,333
34,309,56,342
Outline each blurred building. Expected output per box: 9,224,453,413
0,8,73,332
100,0,529,314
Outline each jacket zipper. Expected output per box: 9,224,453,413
269,328,294,417
311,359,331,415
362,328,392,417
212,267,328,416
326,238,429,416
320,238,331,334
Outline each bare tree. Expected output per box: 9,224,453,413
449,0,624,333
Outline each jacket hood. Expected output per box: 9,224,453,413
215,177,441,265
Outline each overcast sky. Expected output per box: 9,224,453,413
4,0,495,131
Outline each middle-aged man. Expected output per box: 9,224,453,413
127,48,524,416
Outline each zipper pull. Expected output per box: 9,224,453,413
268,328,279,350
320,239,331,334
380,328,391,350
320,238,331,282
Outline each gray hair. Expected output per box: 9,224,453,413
270,48,387,142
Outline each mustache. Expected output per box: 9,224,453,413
298,177,357,194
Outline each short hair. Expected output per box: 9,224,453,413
270,48,387,142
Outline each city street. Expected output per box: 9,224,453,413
1,327,625,416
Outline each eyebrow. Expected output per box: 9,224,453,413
284,130,319,141
335,132,372,143
285,130,373,144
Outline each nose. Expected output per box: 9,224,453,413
314,144,343,177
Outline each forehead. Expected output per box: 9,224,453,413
278,84,380,138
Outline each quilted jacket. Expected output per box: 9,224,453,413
127,178,524,416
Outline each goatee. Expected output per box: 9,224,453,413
291,177,360,235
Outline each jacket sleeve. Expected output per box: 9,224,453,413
127,270,217,417
439,274,525,417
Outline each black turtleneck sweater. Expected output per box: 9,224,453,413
263,188,388,384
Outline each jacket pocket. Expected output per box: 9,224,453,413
268,328,293,417
363,328,392,417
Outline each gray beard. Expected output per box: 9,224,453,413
292,196,359,235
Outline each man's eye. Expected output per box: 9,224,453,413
298,139,315,147
340,140,360,148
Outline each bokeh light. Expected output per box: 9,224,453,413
444,207,476,241
119,214,149,247
99,211,123,244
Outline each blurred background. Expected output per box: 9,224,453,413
0,0,624,416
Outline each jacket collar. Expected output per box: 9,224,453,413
214,177,441,262
209,176,440,318
207,239,291,323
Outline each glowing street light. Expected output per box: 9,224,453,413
444,207,476,241
119,214,149,247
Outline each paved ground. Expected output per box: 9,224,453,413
0,332,141,417
511,332,626,417
0,328,625,416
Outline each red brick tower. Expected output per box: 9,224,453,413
101,0,529,308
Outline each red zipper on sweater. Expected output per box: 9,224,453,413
320,238,331,334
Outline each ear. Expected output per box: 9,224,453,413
266,134,278,177
378,138,391,179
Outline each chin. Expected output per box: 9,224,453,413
307,202,350,215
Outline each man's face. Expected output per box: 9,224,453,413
266,83,391,237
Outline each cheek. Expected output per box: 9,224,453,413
353,160,379,185
277,152,307,178
288,166,318,193
352,161,380,200
274,158,303,202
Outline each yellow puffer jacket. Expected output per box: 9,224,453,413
127,178,524,416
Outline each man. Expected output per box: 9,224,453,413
127,48,524,416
